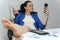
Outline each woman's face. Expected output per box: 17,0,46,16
25,2,34,12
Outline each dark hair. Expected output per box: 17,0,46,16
19,1,31,12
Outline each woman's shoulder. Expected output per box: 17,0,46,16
18,12,25,15
15,12,24,18
31,12,38,15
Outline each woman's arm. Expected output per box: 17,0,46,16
36,7,49,30
43,7,49,25
13,9,19,15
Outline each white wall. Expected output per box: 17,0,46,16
0,0,60,40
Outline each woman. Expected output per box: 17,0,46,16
14,1,49,30
2,0,49,40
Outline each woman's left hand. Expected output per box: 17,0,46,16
44,7,49,16
43,7,49,25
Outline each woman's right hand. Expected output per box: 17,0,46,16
13,9,19,15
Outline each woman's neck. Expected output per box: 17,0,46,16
25,11,31,15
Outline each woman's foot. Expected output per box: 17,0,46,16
2,18,29,38
2,18,14,30
2,18,23,38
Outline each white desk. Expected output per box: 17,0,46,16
20,28,60,40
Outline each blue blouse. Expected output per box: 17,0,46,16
14,12,46,30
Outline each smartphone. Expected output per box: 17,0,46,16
44,3,48,13
44,3,48,7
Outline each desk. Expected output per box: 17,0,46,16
21,28,60,40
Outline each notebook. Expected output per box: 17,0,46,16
29,30,49,35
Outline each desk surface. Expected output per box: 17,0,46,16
43,28,60,34
21,28,60,40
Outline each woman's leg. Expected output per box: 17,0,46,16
2,18,30,38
